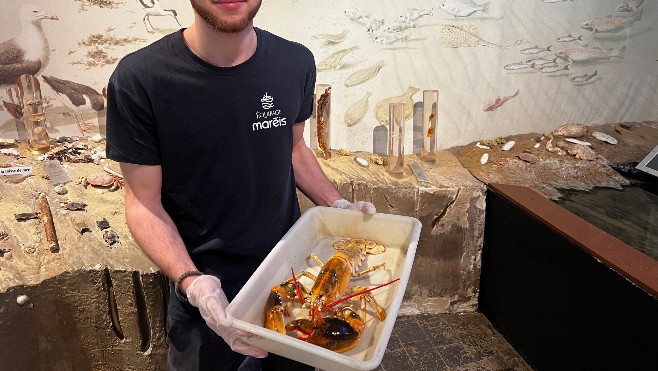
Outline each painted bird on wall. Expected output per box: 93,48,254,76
0,4,58,91
137,0,183,33
42,75,106,136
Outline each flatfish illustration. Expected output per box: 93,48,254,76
580,10,642,33
555,45,625,63
374,86,420,125
316,46,358,72
344,60,385,87
440,25,528,48
344,92,372,127
312,30,348,43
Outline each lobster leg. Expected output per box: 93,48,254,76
349,285,386,321
353,262,386,278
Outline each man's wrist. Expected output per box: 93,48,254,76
174,270,204,302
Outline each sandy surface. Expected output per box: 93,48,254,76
448,121,658,199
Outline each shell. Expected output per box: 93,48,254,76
374,86,420,125
312,30,348,43
475,142,491,149
592,131,618,144
344,60,385,87
565,138,592,146
344,92,372,127
518,152,538,163
16,295,29,305
501,141,516,151
316,46,358,71
480,153,489,164
553,124,587,137
354,157,369,167
533,142,541,148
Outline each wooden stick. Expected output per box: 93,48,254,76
38,193,59,252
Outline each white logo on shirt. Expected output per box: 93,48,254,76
253,92,287,131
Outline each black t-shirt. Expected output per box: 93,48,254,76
106,28,316,320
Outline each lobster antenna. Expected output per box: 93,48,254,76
321,278,400,311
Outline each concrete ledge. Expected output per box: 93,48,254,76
0,142,485,369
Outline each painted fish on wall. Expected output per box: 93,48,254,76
483,90,519,111
554,45,626,63
580,10,643,34
438,0,490,17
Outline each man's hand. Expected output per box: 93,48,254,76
186,275,267,358
331,199,376,215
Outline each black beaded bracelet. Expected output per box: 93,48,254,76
174,270,204,302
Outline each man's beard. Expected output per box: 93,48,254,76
191,1,261,33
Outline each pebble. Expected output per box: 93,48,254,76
54,184,67,195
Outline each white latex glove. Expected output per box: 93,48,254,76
331,199,376,215
186,275,267,358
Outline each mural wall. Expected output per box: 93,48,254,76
0,0,656,153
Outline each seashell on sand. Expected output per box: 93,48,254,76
501,140,515,151
565,138,591,146
354,156,369,167
480,153,489,164
553,124,587,137
16,295,29,306
475,142,491,149
534,142,541,148
592,131,618,144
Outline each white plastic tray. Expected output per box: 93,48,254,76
227,206,421,371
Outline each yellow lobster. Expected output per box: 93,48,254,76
263,238,392,352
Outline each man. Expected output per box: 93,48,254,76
105,0,376,370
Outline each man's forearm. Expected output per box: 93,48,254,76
292,144,342,206
125,197,199,293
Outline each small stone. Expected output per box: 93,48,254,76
103,230,120,247
54,184,67,195
96,218,110,230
